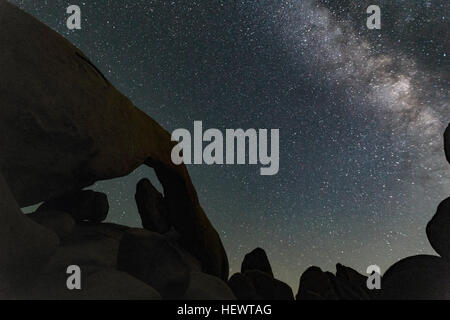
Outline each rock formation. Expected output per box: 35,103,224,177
296,265,371,300
444,124,450,164
228,273,260,300
426,197,450,260
117,229,191,299
37,190,109,223
379,255,450,299
0,0,227,281
296,266,338,300
241,247,274,277
0,173,59,299
229,248,294,300
135,178,171,234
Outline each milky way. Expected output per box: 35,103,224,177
13,0,449,288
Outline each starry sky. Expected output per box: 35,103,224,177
13,0,449,289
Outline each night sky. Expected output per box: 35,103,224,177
13,0,449,288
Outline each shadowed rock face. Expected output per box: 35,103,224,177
427,197,450,260
444,124,450,164
229,248,294,300
0,173,59,298
0,1,228,280
228,273,260,300
241,247,274,277
243,270,294,300
379,255,450,299
296,266,338,300
135,178,171,234
117,229,190,299
296,264,372,300
37,190,109,223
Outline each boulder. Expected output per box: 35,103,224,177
27,210,76,239
135,178,171,233
296,265,372,300
181,272,236,300
68,222,130,242
29,266,161,300
243,270,294,300
296,266,338,300
444,124,450,164
379,255,450,299
331,275,369,300
37,190,109,223
42,235,121,274
241,248,273,277
426,197,450,259
0,173,59,298
0,0,228,280
117,228,190,299
176,245,203,273
228,273,260,300
335,264,371,299
38,223,128,279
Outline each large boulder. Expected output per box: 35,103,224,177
335,264,372,299
444,124,450,164
181,272,236,300
0,0,228,280
426,197,450,259
117,229,190,299
135,178,171,233
37,190,109,223
41,230,123,273
296,266,338,300
0,173,59,298
241,248,273,277
379,255,450,299
228,273,260,300
296,265,372,300
29,266,161,300
243,270,294,300
27,210,76,239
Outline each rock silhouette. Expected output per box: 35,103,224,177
244,270,294,300
241,247,274,277
0,173,59,299
117,229,191,299
37,190,109,223
135,178,171,234
296,266,338,300
426,197,450,260
228,273,260,300
30,266,162,300
335,263,372,299
229,248,294,300
181,272,236,300
27,210,76,239
378,255,450,299
0,0,228,281
444,124,450,164
296,264,371,300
